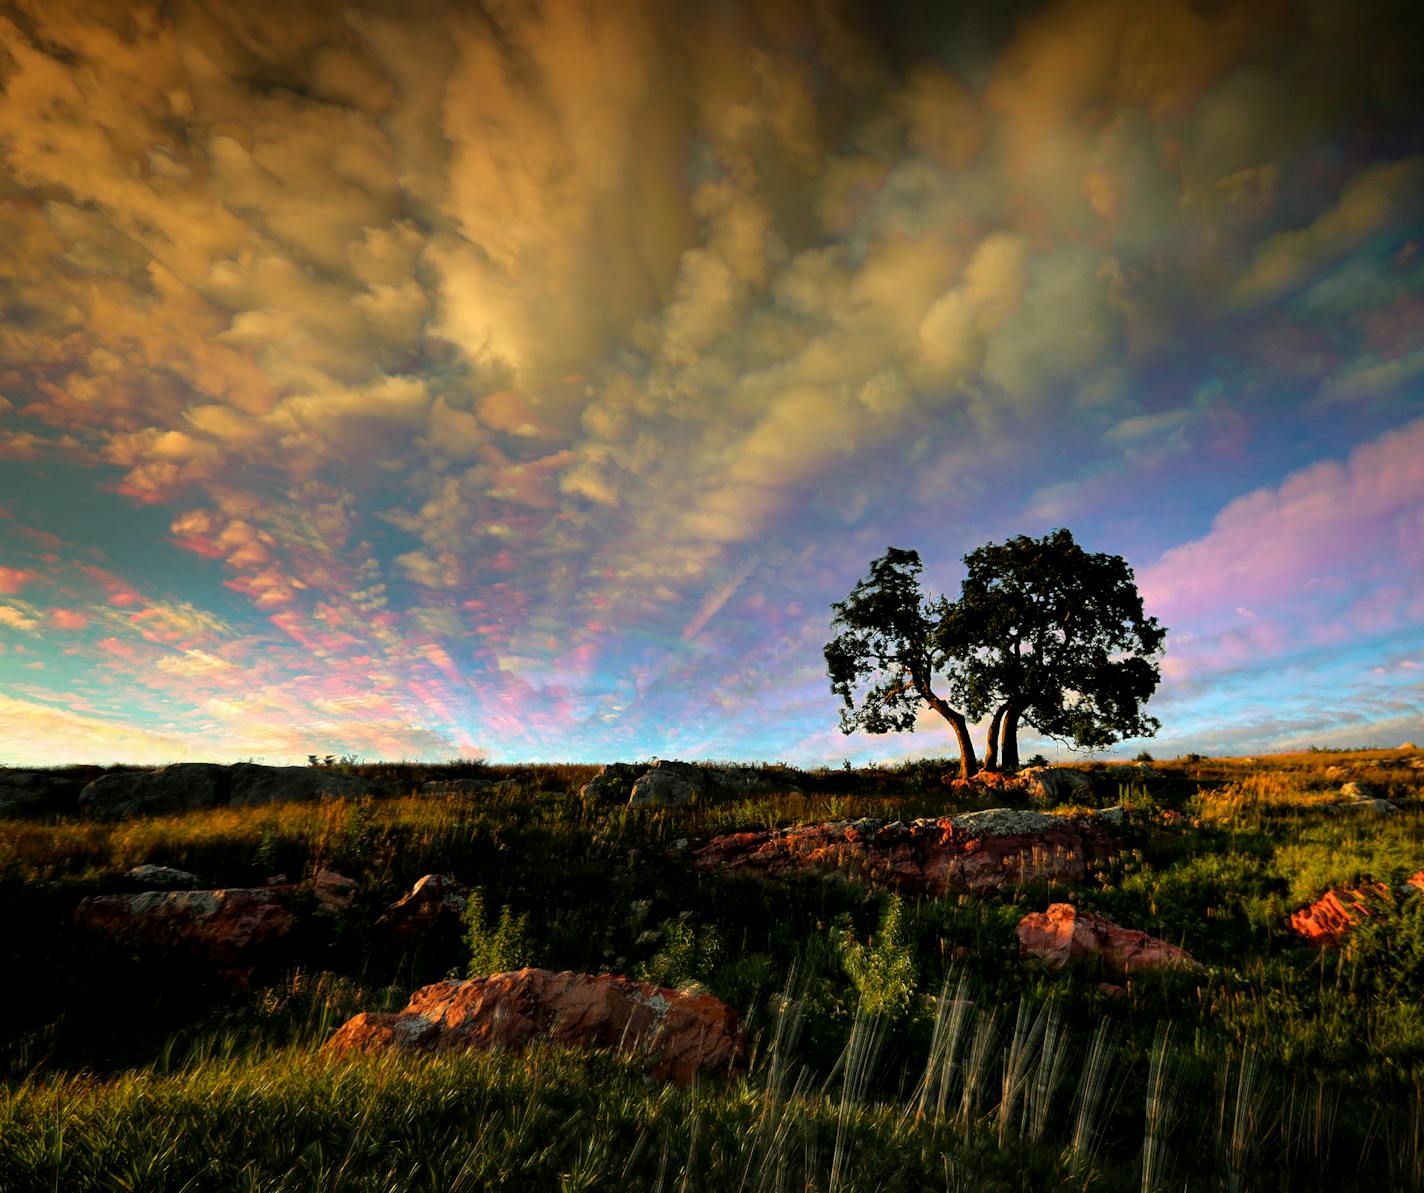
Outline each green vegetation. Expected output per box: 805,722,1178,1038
0,749,1422,1190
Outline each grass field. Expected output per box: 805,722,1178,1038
2,749,1422,1191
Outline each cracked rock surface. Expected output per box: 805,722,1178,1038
693,807,1124,894
323,968,743,1084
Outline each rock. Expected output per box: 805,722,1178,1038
1290,873,1424,946
74,888,294,979
948,770,1029,799
226,763,383,807
629,761,704,808
323,968,743,1085
124,864,198,888
584,760,791,809
376,873,471,943
314,868,358,910
1290,887,1386,946
0,769,91,816
1017,903,1201,976
78,763,229,818
1401,743,1418,751
76,762,386,818
1018,767,1097,804
579,762,644,804
1340,780,1380,799
693,807,1120,896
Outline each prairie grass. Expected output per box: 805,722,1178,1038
0,749,1422,1189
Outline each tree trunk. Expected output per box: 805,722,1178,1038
983,703,1008,771
1000,703,1021,770
947,710,979,780
922,691,979,779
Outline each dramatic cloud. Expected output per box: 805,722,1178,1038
1,0,1421,763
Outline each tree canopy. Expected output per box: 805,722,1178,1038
825,529,1166,779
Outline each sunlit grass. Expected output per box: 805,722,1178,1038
1,748,1422,1189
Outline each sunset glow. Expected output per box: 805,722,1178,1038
1,0,1421,765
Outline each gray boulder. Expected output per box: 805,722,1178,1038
579,762,645,804
629,760,706,808
226,763,383,807
585,760,796,808
78,762,387,818
0,769,89,816
79,763,229,818
125,863,199,888
947,808,1069,837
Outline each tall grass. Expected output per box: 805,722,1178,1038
3,749,1423,1188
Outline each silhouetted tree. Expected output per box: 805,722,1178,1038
825,531,1165,778
953,529,1166,769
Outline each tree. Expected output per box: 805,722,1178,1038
953,529,1166,770
824,530,1165,778
824,547,980,780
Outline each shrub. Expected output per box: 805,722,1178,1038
635,914,722,990
837,895,917,1018
464,889,532,977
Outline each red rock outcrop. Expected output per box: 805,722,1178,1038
1017,903,1201,975
946,770,1029,800
323,968,743,1085
1289,871,1424,946
74,888,294,979
693,808,1121,895
375,873,470,942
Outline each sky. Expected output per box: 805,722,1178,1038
0,0,1421,767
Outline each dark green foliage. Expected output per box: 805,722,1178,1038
463,889,532,977
955,528,1166,748
824,546,946,736
825,529,1166,773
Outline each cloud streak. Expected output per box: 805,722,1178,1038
1,0,1421,763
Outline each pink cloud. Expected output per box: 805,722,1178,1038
97,636,142,660
1141,417,1424,623
0,567,38,595
50,609,89,630
81,565,143,607
1141,417,1424,684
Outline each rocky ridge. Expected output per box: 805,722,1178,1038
1289,871,1424,946
692,806,1124,895
580,759,799,808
